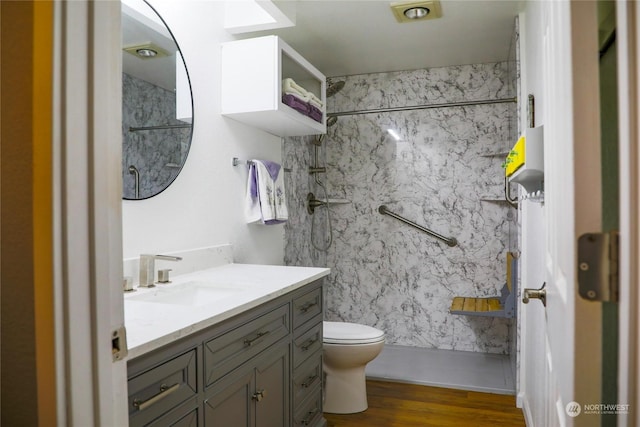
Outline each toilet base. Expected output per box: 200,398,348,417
323,365,368,414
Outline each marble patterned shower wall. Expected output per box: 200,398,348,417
283,135,327,268
284,62,517,354
122,73,190,199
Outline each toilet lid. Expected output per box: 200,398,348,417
323,321,385,345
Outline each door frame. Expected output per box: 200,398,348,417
615,2,640,425
52,1,127,425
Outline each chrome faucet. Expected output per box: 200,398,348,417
139,254,183,287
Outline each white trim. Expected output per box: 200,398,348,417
519,391,535,427
52,1,127,425
616,2,639,426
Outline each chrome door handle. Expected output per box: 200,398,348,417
523,282,546,307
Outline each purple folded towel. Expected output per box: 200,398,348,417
307,105,323,123
282,94,310,115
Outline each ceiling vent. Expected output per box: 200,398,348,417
390,0,442,23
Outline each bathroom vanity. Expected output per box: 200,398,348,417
125,264,329,427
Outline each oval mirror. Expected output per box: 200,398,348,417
121,0,193,200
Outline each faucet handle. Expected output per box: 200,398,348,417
123,276,135,292
158,269,172,284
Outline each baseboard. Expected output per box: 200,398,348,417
520,392,534,427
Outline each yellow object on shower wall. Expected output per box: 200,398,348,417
505,136,526,177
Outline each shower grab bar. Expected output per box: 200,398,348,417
378,205,457,247
232,157,292,172
129,124,191,132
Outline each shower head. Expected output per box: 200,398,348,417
312,116,338,145
326,80,345,97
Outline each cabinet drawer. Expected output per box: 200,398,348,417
293,321,322,368
128,349,197,427
293,287,322,330
146,399,199,427
292,287,322,330
293,386,323,427
293,351,322,408
205,304,290,388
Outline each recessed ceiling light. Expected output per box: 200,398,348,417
404,7,429,19
390,0,442,23
123,43,169,60
136,48,158,58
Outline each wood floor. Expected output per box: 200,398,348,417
324,380,526,427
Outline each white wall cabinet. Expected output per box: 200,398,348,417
221,35,326,137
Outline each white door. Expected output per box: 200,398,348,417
520,2,604,426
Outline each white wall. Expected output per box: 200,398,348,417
122,0,285,265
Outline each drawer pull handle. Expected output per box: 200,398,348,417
301,373,319,388
132,383,180,411
244,330,270,347
299,301,318,313
301,407,318,425
252,389,267,402
300,337,318,351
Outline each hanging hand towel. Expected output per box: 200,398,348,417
245,160,289,225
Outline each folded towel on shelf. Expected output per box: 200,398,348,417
282,78,310,101
308,93,324,110
282,94,310,115
245,160,289,225
307,105,323,123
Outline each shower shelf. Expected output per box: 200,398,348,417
479,151,510,158
325,198,351,205
480,198,511,203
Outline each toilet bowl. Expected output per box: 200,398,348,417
322,321,385,414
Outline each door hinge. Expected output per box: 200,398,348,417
112,326,128,362
577,230,619,302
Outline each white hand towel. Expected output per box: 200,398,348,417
308,93,324,109
282,78,310,101
244,160,288,225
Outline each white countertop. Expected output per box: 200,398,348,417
125,263,330,360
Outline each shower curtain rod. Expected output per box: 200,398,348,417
327,97,517,117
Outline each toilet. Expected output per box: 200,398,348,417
322,321,385,414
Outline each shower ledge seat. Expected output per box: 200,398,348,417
449,252,517,319
449,282,515,318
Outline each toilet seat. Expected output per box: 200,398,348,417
323,321,385,345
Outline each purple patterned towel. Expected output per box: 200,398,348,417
282,94,310,115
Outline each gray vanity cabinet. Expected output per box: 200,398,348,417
127,279,326,427
203,342,290,426
290,287,324,427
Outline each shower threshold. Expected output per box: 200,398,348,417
365,344,515,395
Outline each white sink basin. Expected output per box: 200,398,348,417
127,281,244,307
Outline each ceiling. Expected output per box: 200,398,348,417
235,0,524,77
122,1,177,92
